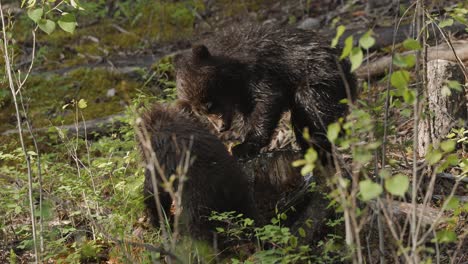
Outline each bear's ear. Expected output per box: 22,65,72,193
191,44,211,63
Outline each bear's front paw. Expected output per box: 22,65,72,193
232,142,260,159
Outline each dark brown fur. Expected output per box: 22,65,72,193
139,103,257,245
174,24,357,159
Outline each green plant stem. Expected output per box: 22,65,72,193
0,1,39,263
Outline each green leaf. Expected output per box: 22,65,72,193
444,197,459,210
402,89,415,104
292,159,306,167
340,36,353,60
359,180,382,201
447,80,462,92
38,19,56,35
301,164,314,176
27,8,43,23
385,174,409,197
58,13,77,33
298,227,306,238
78,99,87,109
70,0,85,10
403,38,422,50
304,148,318,163
400,108,412,117
331,25,346,48
359,30,375,50
441,86,451,97
379,169,391,179
350,47,363,72
439,18,453,28
440,140,456,152
327,122,341,144
393,54,416,68
391,70,410,90
426,149,442,165
435,230,456,243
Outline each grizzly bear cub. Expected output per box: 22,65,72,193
139,103,257,245
174,24,357,159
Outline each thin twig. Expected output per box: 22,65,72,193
0,2,39,263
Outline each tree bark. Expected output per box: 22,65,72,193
417,59,467,157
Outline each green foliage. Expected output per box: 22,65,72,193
443,4,468,25
252,225,311,263
26,1,80,34
27,8,42,23
340,36,353,60
331,25,346,48
292,147,318,176
349,47,363,72
434,229,457,244
359,180,382,201
0,103,146,261
57,13,78,33
209,211,255,240
358,30,375,50
327,122,341,144
37,19,56,35
384,174,409,197
393,54,416,68
403,38,422,50
438,18,454,28
337,29,375,72
390,70,410,90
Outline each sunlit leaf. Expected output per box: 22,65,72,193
447,80,462,92
58,13,77,33
301,164,314,176
359,30,375,50
393,54,416,68
385,174,409,197
441,86,451,97
426,149,442,165
331,25,346,48
440,140,456,152
439,18,453,28
38,19,56,35
435,230,457,243
390,70,410,89
340,36,353,60
359,180,382,201
327,122,341,144
350,47,363,72
403,38,422,50
444,197,460,210
304,148,318,163
27,8,43,23
78,99,87,109
292,159,306,167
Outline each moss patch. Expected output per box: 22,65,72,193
0,68,146,133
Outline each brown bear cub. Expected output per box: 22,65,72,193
174,24,357,159
139,103,257,246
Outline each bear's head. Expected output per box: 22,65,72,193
174,44,246,132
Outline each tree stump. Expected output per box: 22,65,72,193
418,59,467,157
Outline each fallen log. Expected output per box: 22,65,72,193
337,21,467,53
356,41,468,78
